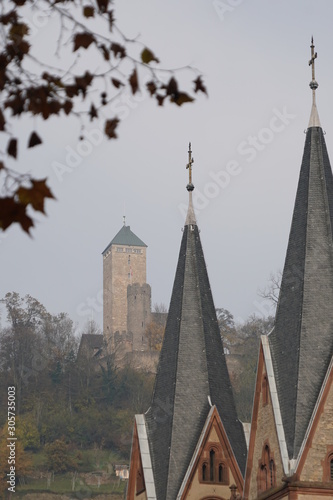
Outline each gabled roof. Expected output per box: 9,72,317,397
269,98,333,460
144,190,247,499
102,225,147,254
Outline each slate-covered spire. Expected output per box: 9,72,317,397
145,144,247,499
269,39,333,459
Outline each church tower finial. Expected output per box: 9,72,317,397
185,142,196,226
308,37,321,128
186,142,194,192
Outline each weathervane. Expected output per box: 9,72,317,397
186,142,194,191
309,37,318,100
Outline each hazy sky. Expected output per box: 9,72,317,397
2,0,333,332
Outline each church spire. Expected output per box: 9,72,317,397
269,42,333,459
308,37,321,127
185,142,197,226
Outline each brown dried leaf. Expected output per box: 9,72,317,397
193,76,207,95
105,118,119,139
83,6,95,17
0,10,18,25
129,68,138,95
110,43,126,59
96,0,109,13
73,32,95,52
63,100,73,115
0,197,33,233
171,92,194,106
28,131,42,148
156,94,165,106
166,77,178,96
17,179,55,214
100,44,110,61
111,78,124,89
141,48,159,65
7,138,17,158
89,104,98,121
146,81,157,96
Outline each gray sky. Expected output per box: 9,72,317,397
2,0,333,332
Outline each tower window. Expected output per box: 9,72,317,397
128,256,130,264
116,247,123,252
330,458,333,481
128,273,131,279
218,464,223,483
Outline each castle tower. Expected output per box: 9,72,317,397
102,222,147,345
127,145,247,499
244,40,333,499
127,283,152,351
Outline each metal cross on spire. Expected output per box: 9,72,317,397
309,37,318,100
186,142,194,192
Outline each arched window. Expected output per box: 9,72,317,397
218,463,224,483
323,451,333,481
258,443,275,493
202,463,207,481
210,449,215,481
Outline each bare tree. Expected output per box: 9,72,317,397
257,270,282,308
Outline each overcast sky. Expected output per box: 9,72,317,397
2,0,333,332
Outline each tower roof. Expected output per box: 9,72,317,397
269,40,333,459
144,146,247,499
102,225,147,254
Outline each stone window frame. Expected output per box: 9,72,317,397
199,444,229,485
322,447,333,482
257,441,276,494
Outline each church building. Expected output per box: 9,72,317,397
243,39,333,499
127,40,333,499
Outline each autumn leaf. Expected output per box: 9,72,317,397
17,179,55,214
146,81,157,96
73,32,95,52
110,43,126,58
129,69,138,94
0,197,33,233
193,76,207,95
96,0,109,13
111,78,124,89
141,48,159,64
28,131,42,148
100,44,110,60
105,118,119,139
171,92,194,106
165,77,178,96
83,6,95,17
63,100,73,115
156,94,165,106
9,22,29,41
75,72,93,96
7,138,17,158
89,104,98,121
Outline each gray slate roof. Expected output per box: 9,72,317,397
102,225,147,254
269,122,333,459
145,201,247,499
